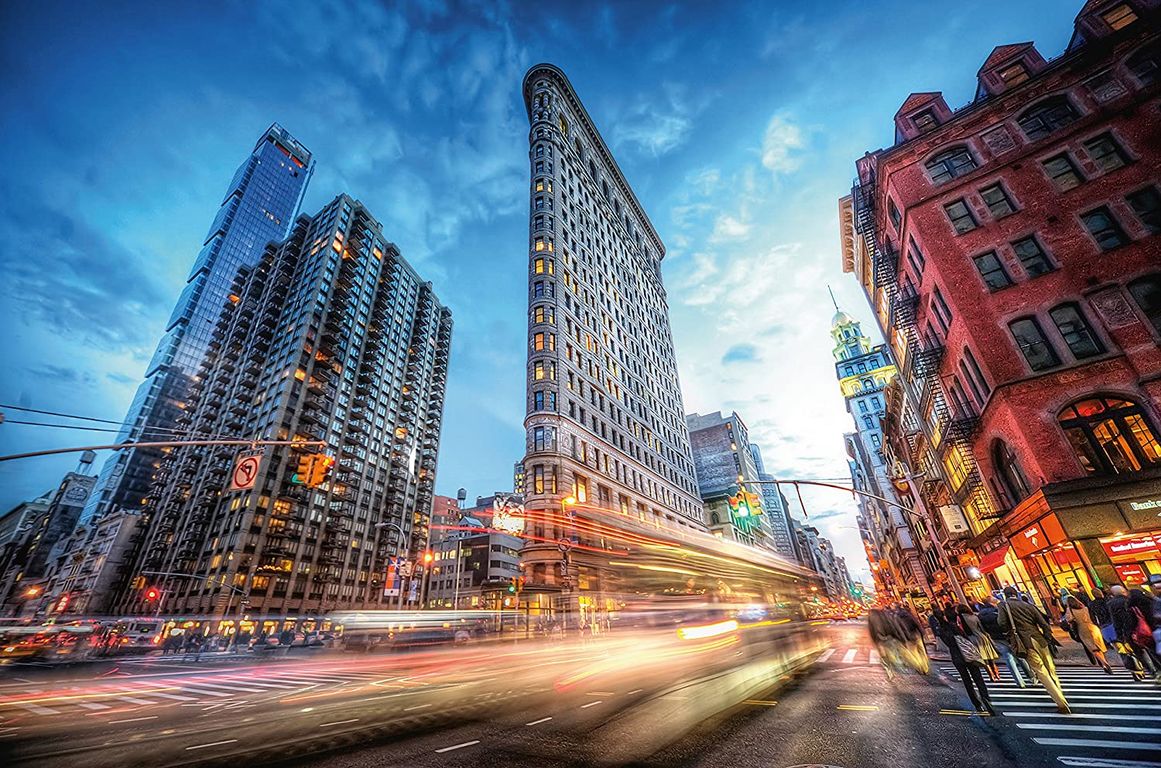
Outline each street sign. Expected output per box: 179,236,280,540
227,449,264,491
557,539,572,552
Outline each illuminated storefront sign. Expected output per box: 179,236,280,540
1011,513,1067,559
1100,532,1161,560
1114,563,1148,586
1129,499,1161,512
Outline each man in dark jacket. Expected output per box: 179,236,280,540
1088,588,1112,630
979,595,1030,687
998,586,1070,713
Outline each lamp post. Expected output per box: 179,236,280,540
374,521,408,611
559,496,576,635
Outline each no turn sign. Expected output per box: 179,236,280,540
227,450,264,492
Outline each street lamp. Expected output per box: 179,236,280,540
559,496,576,636
374,520,409,610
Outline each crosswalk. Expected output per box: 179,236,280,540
0,667,395,719
942,664,1161,765
817,646,881,666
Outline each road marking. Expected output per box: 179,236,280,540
319,718,360,728
626,689,643,695
587,691,615,696
818,649,836,662
109,716,159,724
939,709,978,716
185,739,238,751
78,702,112,710
404,704,431,712
841,649,858,664
995,702,1161,710
1057,757,1161,768
744,700,778,707
526,717,552,726
869,649,880,665
1034,739,1161,751
145,693,195,702
435,740,479,753
1019,724,1161,735
837,704,879,711
581,700,603,709
1004,712,1161,721
116,696,158,705
19,704,60,715
179,687,232,698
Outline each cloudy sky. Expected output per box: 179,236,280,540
0,0,1074,586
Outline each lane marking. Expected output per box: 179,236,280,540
587,691,615,696
1034,738,1161,751
940,709,978,716
116,696,157,705
78,702,112,710
581,700,603,709
1004,712,1161,721
818,649,836,662
841,649,857,664
19,704,60,715
178,687,232,698
744,700,778,707
626,689,643,695
526,717,552,726
837,704,879,711
869,650,880,665
145,693,195,702
1019,724,1161,735
403,703,431,712
435,740,479,753
185,739,239,751
995,702,1161,710
319,718,360,728
109,716,159,724
1057,757,1161,768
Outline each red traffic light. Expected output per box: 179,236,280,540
144,587,160,601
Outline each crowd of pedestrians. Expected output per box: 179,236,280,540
866,574,1161,717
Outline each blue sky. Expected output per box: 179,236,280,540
0,0,1075,585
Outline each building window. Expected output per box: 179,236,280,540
1126,187,1161,234
888,199,901,229
912,109,939,133
980,184,1016,217
533,391,545,411
1011,235,1054,276
1083,133,1128,172
1081,207,1129,251
1009,317,1060,371
906,237,926,275
1049,303,1105,359
1042,153,1084,191
925,147,977,185
1127,275,1161,334
944,199,978,234
962,347,990,402
1017,96,1079,141
1101,3,1138,30
1126,43,1159,86
998,61,1030,87
931,285,952,333
1059,396,1161,476
532,426,555,452
533,332,546,351
532,465,545,494
575,475,588,503
973,251,1013,290
991,439,1032,505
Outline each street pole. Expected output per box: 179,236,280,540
0,438,326,463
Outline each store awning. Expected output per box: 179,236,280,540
978,545,1012,574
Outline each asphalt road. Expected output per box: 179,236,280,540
2,622,1157,768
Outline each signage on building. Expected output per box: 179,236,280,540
1129,499,1161,512
1114,563,1147,587
1011,513,1066,559
384,558,400,597
60,477,95,507
492,495,525,535
1101,533,1161,560
938,505,970,535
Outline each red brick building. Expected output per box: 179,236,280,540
841,0,1161,610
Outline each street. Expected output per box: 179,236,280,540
2,622,1157,768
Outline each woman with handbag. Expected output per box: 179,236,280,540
957,603,1001,682
1064,595,1112,673
935,605,995,715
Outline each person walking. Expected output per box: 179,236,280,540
998,586,1070,714
978,595,1031,687
1127,587,1161,678
931,607,994,714
1109,585,1155,680
1088,588,1116,648
868,608,904,680
894,603,929,674
957,603,1001,681
1064,595,1113,673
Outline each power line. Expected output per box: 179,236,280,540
0,403,126,426
0,403,219,440
0,416,241,444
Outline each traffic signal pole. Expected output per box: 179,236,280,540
0,438,326,463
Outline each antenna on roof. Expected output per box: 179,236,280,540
828,285,839,311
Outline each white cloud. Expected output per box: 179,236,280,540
710,213,750,242
761,114,805,176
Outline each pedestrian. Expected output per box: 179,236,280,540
1064,595,1113,673
1108,585,1156,680
893,604,929,674
978,595,1031,687
956,604,1000,681
998,586,1071,714
1088,588,1116,646
933,606,994,715
1127,587,1161,677
867,608,905,680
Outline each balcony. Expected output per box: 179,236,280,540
912,343,945,378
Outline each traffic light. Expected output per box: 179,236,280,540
423,551,434,565
291,455,313,485
727,493,751,519
744,491,763,515
306,454,334,487
144,586,161,602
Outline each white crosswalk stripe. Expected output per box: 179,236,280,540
939,665,1161,763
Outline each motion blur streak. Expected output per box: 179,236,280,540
677,619,739,640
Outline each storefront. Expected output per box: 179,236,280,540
1000,469,1161,609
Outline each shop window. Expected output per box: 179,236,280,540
1058,395,1161,476
991,439,1032,505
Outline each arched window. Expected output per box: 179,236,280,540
925,146,977,184
991,439,1031,506
1017,96,1079,141
1058,396,1161,475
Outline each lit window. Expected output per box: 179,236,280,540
1081,207,1129,251
980,184,1016,217
1126,187,1161,234
533,333,545,351
1011,236,1054,277
1018,96,1079,141
1059,396,1161,476
1042,153,1084,191
912,109,939,133
1101,3,1138,30
944,199,978,234
998,61,1030,87
973,251,1013,291
925,147,977,185
1049,303,1105,359
1009,317,1060,371
1083,133,1128,172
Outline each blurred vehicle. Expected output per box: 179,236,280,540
0,624,97,664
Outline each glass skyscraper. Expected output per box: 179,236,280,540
82,125,313,527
